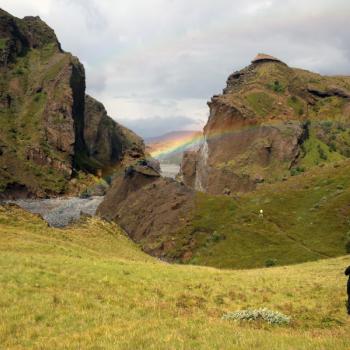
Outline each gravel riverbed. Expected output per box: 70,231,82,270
4,163,179,227
5,196,104,227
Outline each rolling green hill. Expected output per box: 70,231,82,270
122,158,350,269
0,205,349,349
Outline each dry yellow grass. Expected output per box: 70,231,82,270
0,205,349,349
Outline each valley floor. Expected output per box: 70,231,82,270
0,206,349,349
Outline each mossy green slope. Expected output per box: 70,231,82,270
0,43,73,195
225,60,350,176
0,9,90,196
0,205,349,349
183,58,350,195
143,159,350,269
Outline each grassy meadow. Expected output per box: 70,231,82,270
0,205,349,349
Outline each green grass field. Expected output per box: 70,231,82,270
0,205,349,349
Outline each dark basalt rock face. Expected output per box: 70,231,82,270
0,8,145,197
83,95,144,172
180,55,350,195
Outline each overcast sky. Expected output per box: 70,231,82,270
1,0,350,137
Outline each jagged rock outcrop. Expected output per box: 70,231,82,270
0,11,62,67
83,95,144,171
181,54,350,195
178,150,198,188
97,160,195,260
0,9,144,198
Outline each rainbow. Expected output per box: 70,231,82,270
149,132,204,159
148,119,300,159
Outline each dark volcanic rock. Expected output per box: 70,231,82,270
84,95,144,171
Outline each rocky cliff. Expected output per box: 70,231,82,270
83,95,144,173
180,54,350,194
0,9,144,198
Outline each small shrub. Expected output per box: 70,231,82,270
80,189,91,199
290,167,305,176
337,124,346,132
211,231,225,243
222,308,290,325
14,67,24,75
265,259,278,267
321,121,333,130
290,168,297,176
269,80,285,93
104,175,114,185
318,145,328,160
328,143,337,152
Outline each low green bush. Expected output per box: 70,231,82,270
290,167,305,176
265,258,278,267
268,80,285,93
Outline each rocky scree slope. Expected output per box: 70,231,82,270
97,160,195,261
180,54,350,195
0,9,144,198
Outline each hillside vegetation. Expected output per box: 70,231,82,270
180,55,350,195
128,158,350,269
0,205,349,349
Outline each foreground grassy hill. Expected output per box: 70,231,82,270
0,205,349,349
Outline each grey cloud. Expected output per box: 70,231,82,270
1,0,349,131
85,66,107,93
